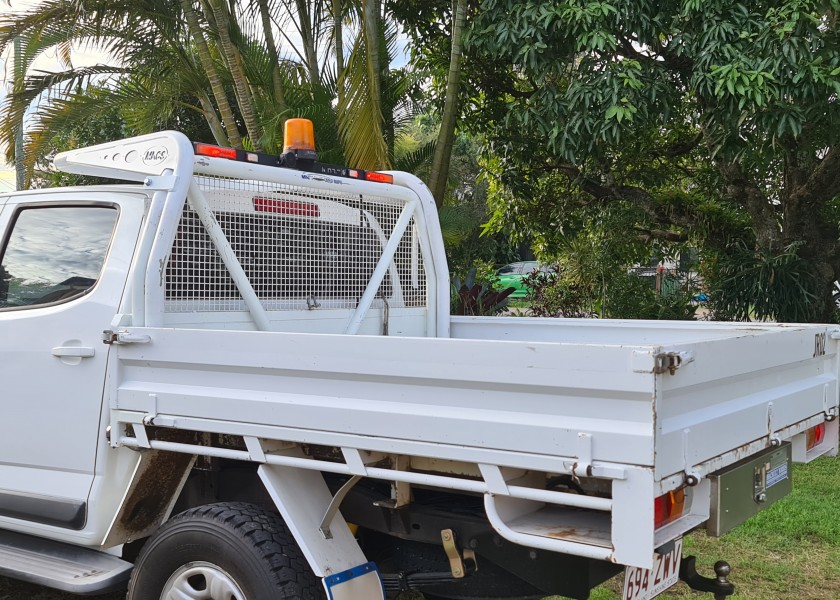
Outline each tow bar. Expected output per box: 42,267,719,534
680,556,735,599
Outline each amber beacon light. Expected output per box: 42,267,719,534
283,118,317,159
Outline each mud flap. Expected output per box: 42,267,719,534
258,463,385,600
324,562,385,600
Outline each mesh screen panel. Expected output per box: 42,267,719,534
165,177,426,313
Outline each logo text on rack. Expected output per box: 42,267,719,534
142,147,169,166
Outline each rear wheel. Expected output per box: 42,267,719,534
127,502,324,600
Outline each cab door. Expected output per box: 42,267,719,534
0,195,142,532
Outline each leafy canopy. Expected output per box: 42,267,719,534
467,0,840,321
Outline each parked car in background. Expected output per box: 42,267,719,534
496,261,553,298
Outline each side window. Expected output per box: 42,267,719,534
0,206,118,309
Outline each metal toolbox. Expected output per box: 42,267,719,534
707,442,792,536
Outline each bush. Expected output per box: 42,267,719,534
451,268,515,316
523,268,699,320
523,270,595,318
606,273,698,320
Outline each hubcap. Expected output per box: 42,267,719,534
161,561,246,600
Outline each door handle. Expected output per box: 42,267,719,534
52,346,96,358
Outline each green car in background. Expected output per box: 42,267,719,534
496,261,553,298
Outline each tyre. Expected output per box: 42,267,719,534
127,502,324,600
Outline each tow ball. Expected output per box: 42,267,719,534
679,556,734,600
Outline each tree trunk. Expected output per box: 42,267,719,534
781,144,840,321
428,0,468,208
332,0,344,107
210,0,262,150
179,0,242,148
362,0,382,130
198,91,229,145
257,0,289,121
295,0,320,88
208,0,264,150
784,199,840,322
13,35,25,190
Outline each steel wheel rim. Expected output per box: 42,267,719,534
161,561,246,600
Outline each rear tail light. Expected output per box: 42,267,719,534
806,423,826,450
253,197,320,217
654,488,686,529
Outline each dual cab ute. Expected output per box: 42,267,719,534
0,122,837,600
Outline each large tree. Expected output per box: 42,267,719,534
468,0,840,322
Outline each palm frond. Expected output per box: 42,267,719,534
393,137,435,174
438,204,480,247
1,65,127,163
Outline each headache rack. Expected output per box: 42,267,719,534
53,130,449,337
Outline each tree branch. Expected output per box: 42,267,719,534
789,146,840,206
547,160,733,249
653,132,704,159
618,36,693,75
634,226,689,243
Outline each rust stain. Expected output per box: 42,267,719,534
547,528,579,539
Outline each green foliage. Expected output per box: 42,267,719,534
706,242,818,322
470,0,840,164
398,116,520,275
606,273,699,321
464,0,840,322
30,85,130,188
522,269,595,318
523,265,700,321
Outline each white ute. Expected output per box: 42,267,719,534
0,121,837,600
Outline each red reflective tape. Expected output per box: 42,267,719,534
253,197,320,217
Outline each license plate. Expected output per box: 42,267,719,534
622,538,682,600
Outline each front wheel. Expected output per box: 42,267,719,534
127,502,324,600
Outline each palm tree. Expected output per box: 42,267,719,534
0,0,430,181
0,0,222,175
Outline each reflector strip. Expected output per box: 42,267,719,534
253,196,320,217
654,488,686,529
806,423,826,450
